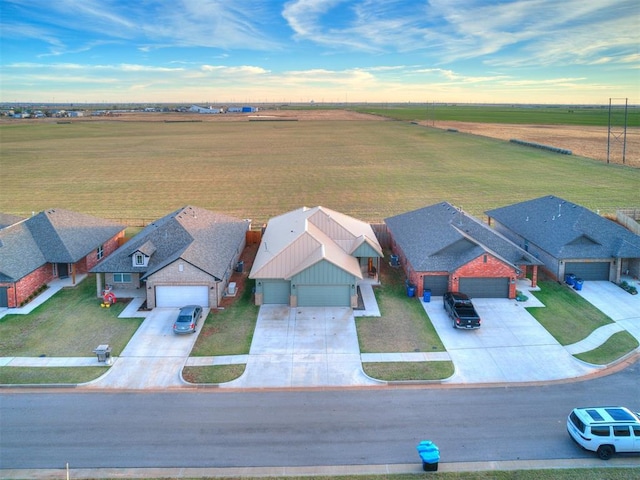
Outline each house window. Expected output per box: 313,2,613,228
113,273,132,283
483,255,488,263
134,253,145,266
97,245,104,260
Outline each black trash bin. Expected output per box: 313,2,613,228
236,261,244,273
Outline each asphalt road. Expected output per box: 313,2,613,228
1,362,639,470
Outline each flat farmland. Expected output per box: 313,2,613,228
1,112,638,226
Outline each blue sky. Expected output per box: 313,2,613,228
1,0,638,104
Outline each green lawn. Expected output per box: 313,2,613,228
86,467,640,480
575,331,639,365
0,276,143,357
352,104,640,126
526,281,614,345
356,254,453,381
527,281,638,363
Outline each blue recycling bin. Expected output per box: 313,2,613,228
573,278,584,291
407,285,415,297
417,440,440,472
423,289,431,303
565,273,576,286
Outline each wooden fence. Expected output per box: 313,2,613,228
617,209,640,235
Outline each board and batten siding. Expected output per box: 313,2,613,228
351,242,381,258
291,260,357,285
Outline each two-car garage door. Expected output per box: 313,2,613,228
422,275,510,298
297,285,351,307
459,277,510,298
155,285,209,307
261,281,350,306
564,262,610,281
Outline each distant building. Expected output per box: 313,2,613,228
189,105,222,114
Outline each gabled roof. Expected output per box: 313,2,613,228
385,202,542,273
0,208,124,282
486,195,640,259
91,206,249,281
250,206,382,280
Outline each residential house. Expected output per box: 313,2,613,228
486,195,640,282
250,206,383,307
0,209,125,308
385,202,543,299
91,206,250,308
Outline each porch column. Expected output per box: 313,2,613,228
96,273,103,297
531,266,538,288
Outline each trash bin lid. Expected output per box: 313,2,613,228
417,440,440,462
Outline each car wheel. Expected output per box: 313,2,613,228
597,445,614,460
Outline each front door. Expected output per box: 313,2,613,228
57,263,69,278
0,287,8,308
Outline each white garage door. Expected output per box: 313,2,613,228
155,285,209,307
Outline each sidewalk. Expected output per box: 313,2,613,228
2,456,639,479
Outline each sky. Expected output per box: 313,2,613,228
1,0,639,105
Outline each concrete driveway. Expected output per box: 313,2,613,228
574,280,640,343
422,297,598,384
220,305,379,388
86,308,206,389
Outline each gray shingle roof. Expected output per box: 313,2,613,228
0,213,24,229
385,202,542,273
0,209,125,282
91,206,249,281
486,195,640,259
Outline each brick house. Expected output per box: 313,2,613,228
0,209,125,308
91,206,250,309
385,202,542,299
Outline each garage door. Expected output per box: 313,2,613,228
0,287,8,308
297,285,351,307
565,262,610,281
155,285,209,307
262,280,290,304
423,275,449,296
459,277,509,298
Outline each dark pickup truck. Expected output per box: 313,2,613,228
443,292,481,329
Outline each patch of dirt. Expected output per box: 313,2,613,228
16,109,388,124
217,241,259,310
423,121,639,167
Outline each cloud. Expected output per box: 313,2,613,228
3,0,282,55
281,0,640,68
200,65,269,75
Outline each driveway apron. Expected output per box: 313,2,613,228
85,308,204,389
220,305,379,388
423,298,598,383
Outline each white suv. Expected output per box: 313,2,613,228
567,406,640,460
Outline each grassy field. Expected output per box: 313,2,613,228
352,104,640,126
1,118,638,227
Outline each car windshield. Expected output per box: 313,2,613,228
177,315,192,323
